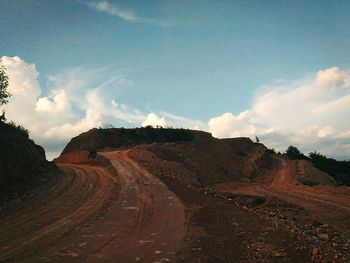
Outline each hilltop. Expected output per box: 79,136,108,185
57,127,336,188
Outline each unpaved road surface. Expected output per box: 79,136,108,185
0,151,186,262
217,157,350,233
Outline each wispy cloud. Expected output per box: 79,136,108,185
87,1,137,22
85,1,176,27
0,56,197,160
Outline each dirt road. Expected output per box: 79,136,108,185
217,157,350,233
0,151,186,262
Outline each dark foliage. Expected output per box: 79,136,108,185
62,126,196,155
309,152,350,186
266,148,276,154
0,66,11,106
285,146,309,160
7,121,30,139
285,145,350,186
88,149,97,159
98,126,195,144
0,122,57,203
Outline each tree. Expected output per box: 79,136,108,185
0,66,11,106
285,146,308,160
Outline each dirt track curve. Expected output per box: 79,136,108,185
0,151,186,262
217,157,350,233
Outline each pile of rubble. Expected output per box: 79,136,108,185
227,193,350,262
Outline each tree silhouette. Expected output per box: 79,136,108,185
286,146,308,160
0,66,11,106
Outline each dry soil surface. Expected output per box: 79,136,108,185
129,148,350,263
0,151,186,262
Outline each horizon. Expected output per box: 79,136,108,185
1,0,350,160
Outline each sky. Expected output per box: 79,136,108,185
1,0,350,160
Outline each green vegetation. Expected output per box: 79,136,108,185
309,151,350,186
285,146,350,186
7,121,30,139
0,66,11,106
266,148,276,154
88,149,97,159
0,66,30,139
98,125,195,143
285,146,308,160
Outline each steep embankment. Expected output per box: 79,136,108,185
58,127,336,188
57,127,273,186
0,122,57,203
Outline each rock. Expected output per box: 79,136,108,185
272,251,286,257
318,233,329,241
191,247,202,252
311,246,320,255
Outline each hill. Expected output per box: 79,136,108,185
2,126,350,262
0,121,58,204
57,127,335,188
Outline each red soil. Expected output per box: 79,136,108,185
129,147,350,262
0,150,186,262
1,134,350,262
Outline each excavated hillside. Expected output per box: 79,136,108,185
57,127,276,185
0,122,58,204
2,126,350,263
58,127,334,188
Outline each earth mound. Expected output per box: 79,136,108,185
57,127,336,187
294,160,337,186
0,122,58,203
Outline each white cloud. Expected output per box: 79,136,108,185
0,56,145,159
36,89,70,114
44,109,102,140
86,1,175,27
315,67,347,90
142,113,168,127
3,56,350,160
111,99,118,109
87,1,137,21
208,67,350,159
161,111,207,130
208,111,255,138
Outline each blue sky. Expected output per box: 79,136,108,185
1,0,350,159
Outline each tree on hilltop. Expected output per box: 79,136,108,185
0,66,11,106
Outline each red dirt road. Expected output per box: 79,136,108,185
0,151,186,262
216,157,350,233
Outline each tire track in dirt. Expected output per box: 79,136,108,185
0,165,116,262
83,151,186,263
0,151,186,262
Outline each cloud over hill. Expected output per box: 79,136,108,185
1,55,350,160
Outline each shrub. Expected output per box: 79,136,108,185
286,146,308,160
88,149,97,159
7,121,29,139
266,148,276,154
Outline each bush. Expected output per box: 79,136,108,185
7,121,29,139
266,148,276,154
286,146,308,160
88,149,97,159
309,151,350,186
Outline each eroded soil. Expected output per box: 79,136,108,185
0,151,186,262
129,148,350,263
2,148,350,263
